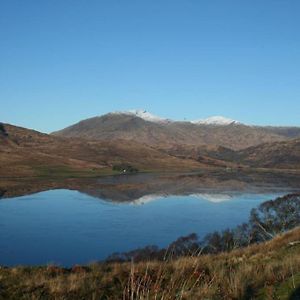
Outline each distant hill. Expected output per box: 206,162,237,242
238,138,300,169
52,111,300,150
160,138,300,170
1,113,300,178
0,122,208,177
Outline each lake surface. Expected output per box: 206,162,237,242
0,188,287,266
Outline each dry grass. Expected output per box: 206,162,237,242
0,228,299,299
0,123,207,179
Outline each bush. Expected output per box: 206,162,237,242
0,123,8,136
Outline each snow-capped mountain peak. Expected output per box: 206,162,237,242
112,109,170,124
110,111,240,125
191,116,240,126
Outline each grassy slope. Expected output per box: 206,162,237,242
2,122,300,178
0,123,209,178
238,138,300,169
0,228,299,300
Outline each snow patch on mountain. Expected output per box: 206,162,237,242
191,116,240,126
110,110,241,125
112,110,171,124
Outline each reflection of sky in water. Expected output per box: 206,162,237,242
0,189,287,267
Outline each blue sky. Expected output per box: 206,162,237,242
0,0,299,133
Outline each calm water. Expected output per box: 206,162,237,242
0,189,286,266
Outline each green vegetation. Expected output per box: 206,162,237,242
271,273,300,299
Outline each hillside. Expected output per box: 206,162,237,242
0,227,299,299
238,138,300,169
0,123,208,178
52,111,300,150
159,138,300,170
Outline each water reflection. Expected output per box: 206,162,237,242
0,170,299,266
1,170,300,202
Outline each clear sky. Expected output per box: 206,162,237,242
0,0,299,133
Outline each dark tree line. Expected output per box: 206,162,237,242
106,193,300,263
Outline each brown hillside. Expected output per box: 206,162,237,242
0,123,208,178
52,113,300,150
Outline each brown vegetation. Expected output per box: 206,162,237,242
238,139,300,169
0,228,299,299
0,123,206,178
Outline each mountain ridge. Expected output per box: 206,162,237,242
52,111,300,150
54,110,300,127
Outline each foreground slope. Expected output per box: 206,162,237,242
0,227,299,299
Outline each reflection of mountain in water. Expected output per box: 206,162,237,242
1,170,300,203
192,193,233,203
131,193,234,205
131,194,166,205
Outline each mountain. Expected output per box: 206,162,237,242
53,113,181,145
53,111,300,150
